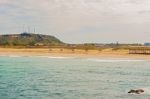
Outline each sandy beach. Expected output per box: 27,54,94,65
0,48,150,60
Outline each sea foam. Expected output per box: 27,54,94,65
141,87,150,95
31,56,75,59
86,58,145,62
47,56,74,59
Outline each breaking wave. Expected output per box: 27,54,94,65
86,58,145,62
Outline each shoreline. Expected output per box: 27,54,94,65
0,48,150,60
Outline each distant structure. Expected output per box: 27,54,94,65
129,47,150,54
144,43,150,46
33,28,36,33
22,24,36,34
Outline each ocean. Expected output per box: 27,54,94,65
0,56,150,99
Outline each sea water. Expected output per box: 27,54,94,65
0,56,150,99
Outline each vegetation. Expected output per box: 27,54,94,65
0,33,144,51
0,33,63,47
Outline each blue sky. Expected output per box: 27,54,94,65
0,0,150,43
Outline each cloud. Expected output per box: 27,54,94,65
0,0,150,43
0,0,9,5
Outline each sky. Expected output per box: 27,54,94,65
0,0,150,44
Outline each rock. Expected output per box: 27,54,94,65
128,89,144,94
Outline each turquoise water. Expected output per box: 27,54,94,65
0,56,150,99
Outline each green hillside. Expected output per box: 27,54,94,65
0,33,63,46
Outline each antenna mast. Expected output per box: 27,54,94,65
34,27,36,33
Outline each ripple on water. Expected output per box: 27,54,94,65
0,57,150,99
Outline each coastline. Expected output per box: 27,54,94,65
0,48,150,60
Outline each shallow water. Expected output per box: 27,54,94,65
0,56,150,99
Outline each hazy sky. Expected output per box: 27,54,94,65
0,0,150,43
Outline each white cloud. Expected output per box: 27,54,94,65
0,0,150,43
0,0,9,5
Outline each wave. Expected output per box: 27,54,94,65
11,55,27,58
47,56,74,59
1,55,22,58
86,58,145,62
0,55,147,62
0,55,75,59
29,56,75,59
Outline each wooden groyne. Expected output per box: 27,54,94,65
129,47,150,54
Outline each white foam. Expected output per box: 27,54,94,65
0,55,76,59
31,56,75,59
86,58,145,62
47,56,74,59
141,87,150,95
8,55,22,57
0,55,29,58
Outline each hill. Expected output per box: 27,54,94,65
0,33,63,46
